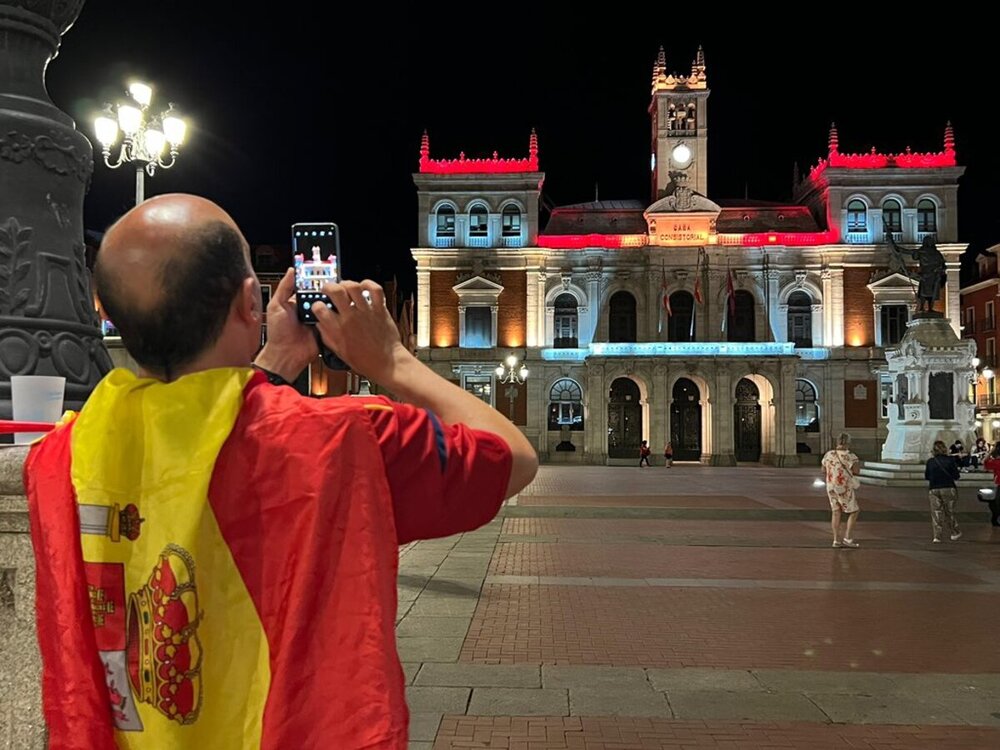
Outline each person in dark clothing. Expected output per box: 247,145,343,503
639,440,652,467
982,443,1000,526
926,440,962,543
949,439,970,470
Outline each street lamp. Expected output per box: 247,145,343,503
495,354,528,422
94,81,188,205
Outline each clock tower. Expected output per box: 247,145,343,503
649,45,710,200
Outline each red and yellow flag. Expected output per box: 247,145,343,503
27,368,408,749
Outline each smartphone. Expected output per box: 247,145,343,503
292,222,340,324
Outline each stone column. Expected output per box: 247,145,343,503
873,303,884,347
585,363,607,464
525,269,539,348
586,271,602,343
711,365,736,465
416,267,431,348
1,1,112,419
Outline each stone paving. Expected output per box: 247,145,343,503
397,464,1000,749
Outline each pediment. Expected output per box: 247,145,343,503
452,275,505,294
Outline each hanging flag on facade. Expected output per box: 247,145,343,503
694,251,704,305
658,267,671,334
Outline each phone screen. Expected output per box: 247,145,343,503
292,222,340,323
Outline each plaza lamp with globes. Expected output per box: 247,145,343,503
495,354,528,423
93,81,188,205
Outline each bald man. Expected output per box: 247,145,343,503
25,194,537,750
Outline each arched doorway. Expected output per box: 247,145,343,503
734,377,761,461
671,378,702,460
609,291,637,342
608,377,642,459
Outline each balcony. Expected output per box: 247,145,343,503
977,394,1000,408
982,318,996,333
501,234,524,248
963,327,977,339
466,235,490,248
433,235,456,248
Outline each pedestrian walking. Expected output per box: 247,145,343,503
926,440,962,543
822,432,861,548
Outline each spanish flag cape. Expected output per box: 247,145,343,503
26,368,408,749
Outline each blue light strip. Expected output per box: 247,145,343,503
538,342,826,360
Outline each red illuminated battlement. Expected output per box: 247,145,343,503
809,122,957,180
418,130,539,174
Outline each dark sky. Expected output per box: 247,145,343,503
48,7,996,292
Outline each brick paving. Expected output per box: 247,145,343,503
398,466,1000,748
460,585,1000,671
433,716,1000,749
488,543,979,583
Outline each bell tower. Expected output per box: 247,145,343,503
649,45,710,200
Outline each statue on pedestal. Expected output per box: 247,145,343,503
886,231,946,313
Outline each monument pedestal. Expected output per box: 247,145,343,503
859,314,975,486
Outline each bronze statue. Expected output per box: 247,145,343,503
886,230,946,313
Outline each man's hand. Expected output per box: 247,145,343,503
254,268,318,382
312,280,408,384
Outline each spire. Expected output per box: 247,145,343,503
692,44,705,71
420,130,430,160
529,128,538,163
652,45,666,87
944,120,955,152
828,122,839,155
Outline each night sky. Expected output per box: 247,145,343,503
47,7,996,293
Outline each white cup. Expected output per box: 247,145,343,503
10,376,66,444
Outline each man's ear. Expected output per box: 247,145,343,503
236,276,261,323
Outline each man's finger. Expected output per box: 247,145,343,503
359,280,385,308
275,267,296,306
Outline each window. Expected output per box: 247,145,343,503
548,378,584,431
847,200,867,233
917,199,937,233
882,199,902,233
501,205,521,237
609,291,637,342
553,293,579,348
881,304,909,346
464,375,493,405
464,306,492,348
667,291,695,342
795,379,819,432
966,306,976,333
469,205,488,237
786,290,812,348
436,205,456,237
987,301,995,332
988,338,996,368
727,290,756,342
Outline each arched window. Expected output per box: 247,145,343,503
795,379,819,433
609,291,637,342
548,378,584,431
787,291,812,348
882,199,902,233
847,200,867,233
917,199,937,233
727,290,756,343
436,205,455,237
502,205,521,237
469,205,488,237
554,293,578,348
667,291,695,342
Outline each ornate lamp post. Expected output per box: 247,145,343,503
93,82,187,205
495,354,528,422
1,1,112,419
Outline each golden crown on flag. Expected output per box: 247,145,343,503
126,544,203,725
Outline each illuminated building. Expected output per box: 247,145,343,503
410,47,966,464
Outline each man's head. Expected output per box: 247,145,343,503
95,194,263,380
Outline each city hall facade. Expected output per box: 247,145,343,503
411,48,965,465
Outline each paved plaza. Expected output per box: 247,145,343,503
397,465,1000,749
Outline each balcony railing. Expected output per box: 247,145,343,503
501,234,524,248
963,327,977,338
977,394,1000,408
466,235,490,248
982,318,996,333
433,235,456,248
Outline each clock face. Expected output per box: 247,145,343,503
672,143,692,166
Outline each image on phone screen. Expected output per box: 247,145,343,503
292,222,340,323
